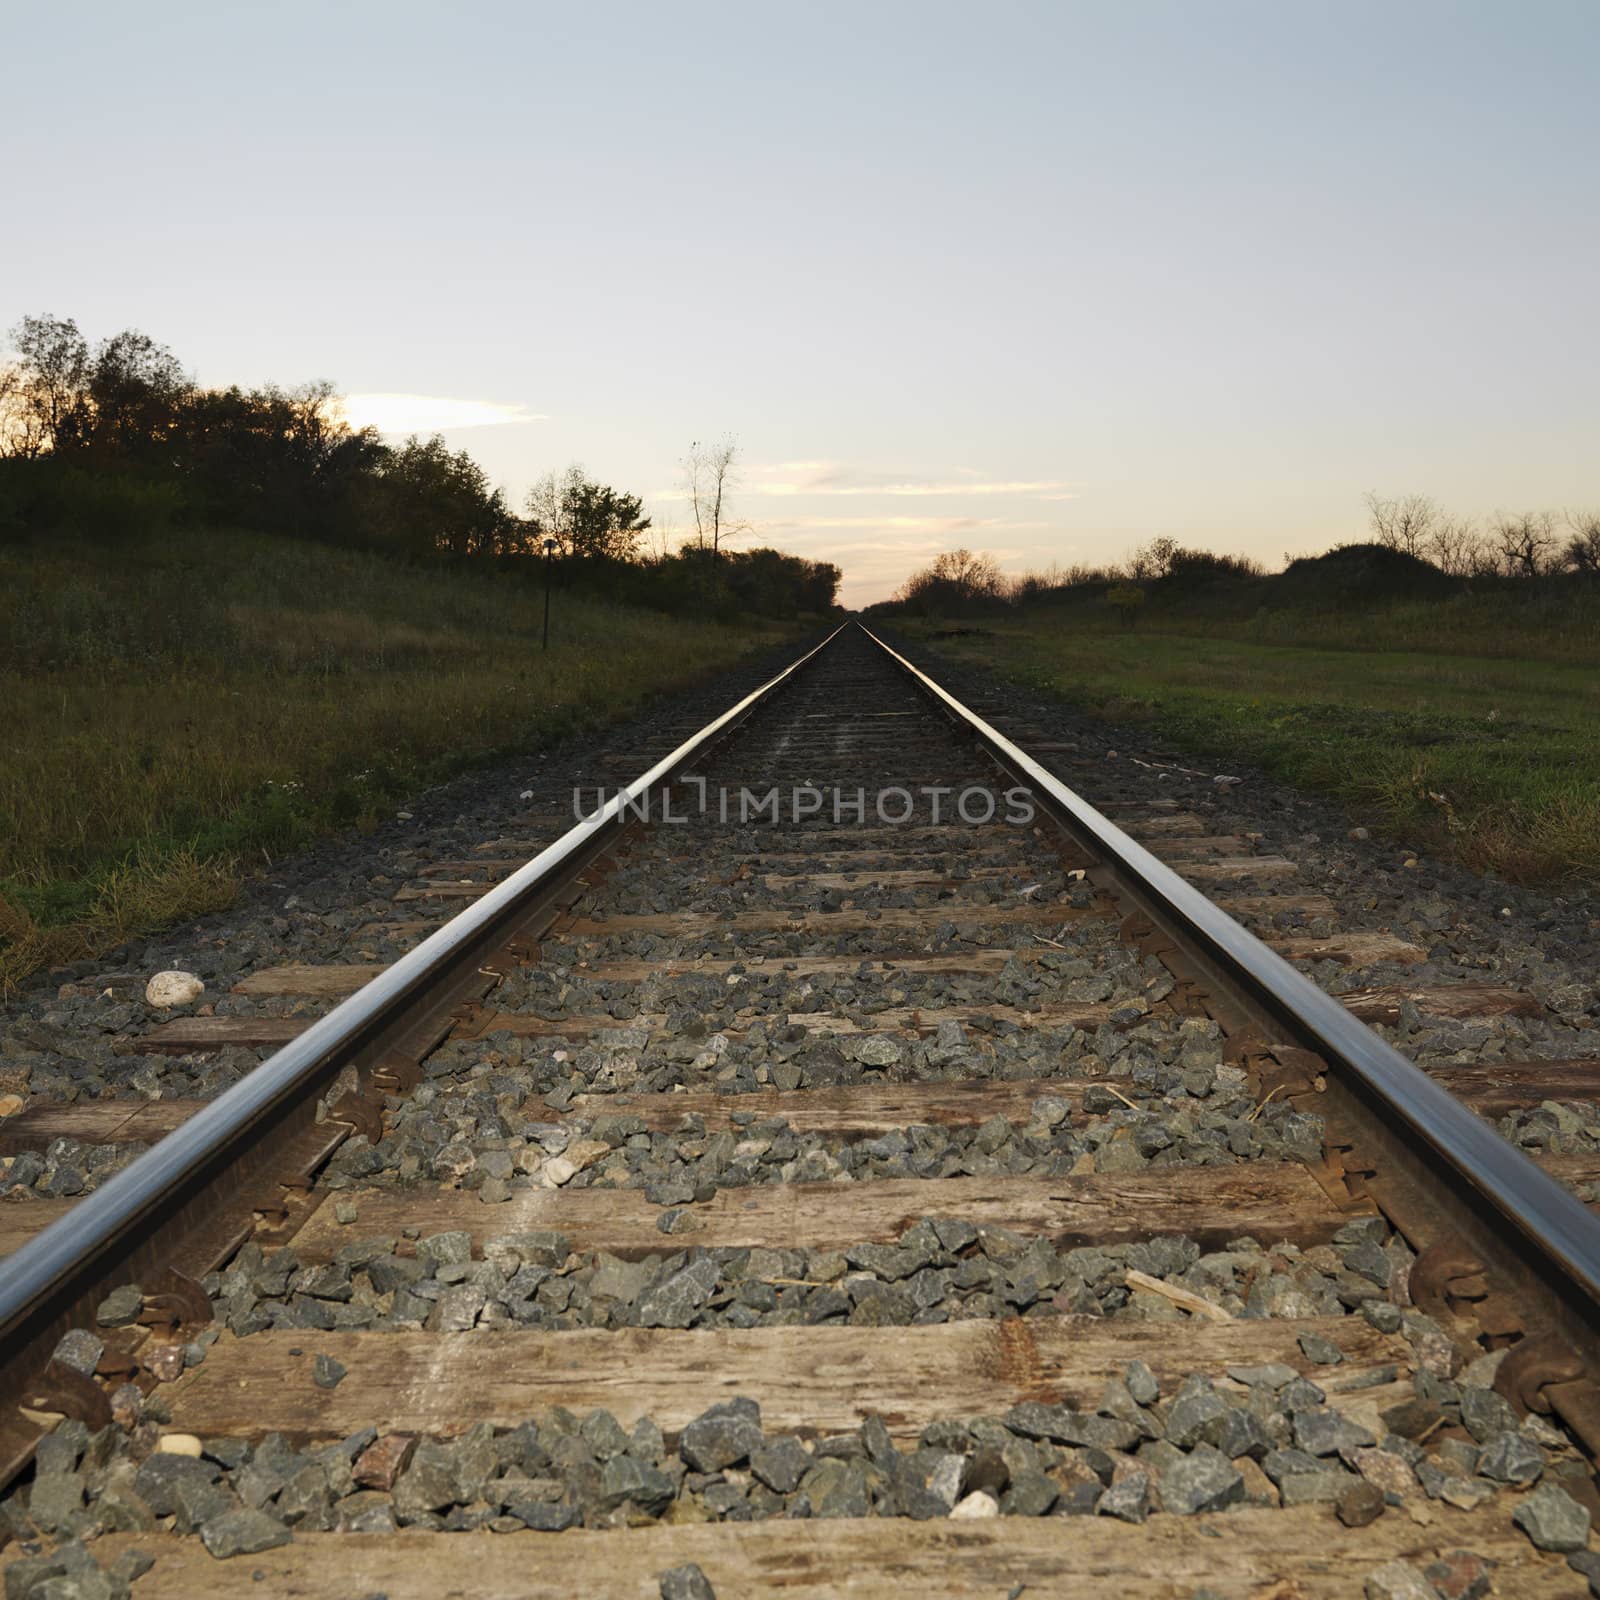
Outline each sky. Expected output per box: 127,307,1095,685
4,1,1596,605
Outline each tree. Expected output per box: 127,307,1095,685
1562,511,1600,575
83,329,189,461
1105,583,1146,628
5,314,91,456
1423,514,1479,577
716,547,841,617
682,435,744,556
930,548,1003,597
0,362,39,458
893,548,1006,615
567,480,649,560
526,464,651,561
1128,536,1180,580
1491,511,1556,578
381,434,516,560
1365,492,1440,558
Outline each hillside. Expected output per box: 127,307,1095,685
0,528,797,985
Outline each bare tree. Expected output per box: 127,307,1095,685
525,464,584,546
1365,492,1441,558
633,511,675,562
1563,510,1600,575
1423,514,1479,577
929,548,1004,597
891,548,1007,614
1491,511,1557,578
681,435,745,556
1147,535,1180,576
1124,536,1179,581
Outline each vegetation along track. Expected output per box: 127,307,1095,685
2,620,1600,1596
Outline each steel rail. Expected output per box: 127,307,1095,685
0,622,849,1359
858,620,1600,1317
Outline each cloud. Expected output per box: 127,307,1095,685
747,468,1077,498
655,463,1079,502
759,515,1038,533
764,480,1074,498
338,394,547,434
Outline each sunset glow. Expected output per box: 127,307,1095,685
338,394,545,436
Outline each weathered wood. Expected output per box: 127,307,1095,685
1426,1058,1600,1117
779,1004,1116,1035
1144,835,1249,857
420,859,525,877
225,926,1422,1006
562,905,1109,938
566,1079,1094,1133
761,870,982,890
1527,1153,1600,1192
1274,931,1427,966
231,962,386,997
0,1099,203,1154
652,825,1025,852
353,920,447,943
1,1152,1587,1264
150,978,1512,1057
360,895,1339,947
43,1508,1572,1599
164,1317,1410,1443
6,1045,1573,1171
119,1017,304,1055
570,1054,1595,1134
1215,894,1336,919
1092,798,1181,813
564,952,1097,981
453,1001,1121,1044
290,1165,1372,1263
1337,984,1541,1024
1172,856,1298,882
395,882,491,901
1120,813,1207,836
571,929,1425,982
0,1200,71,1258
697,842,1040,869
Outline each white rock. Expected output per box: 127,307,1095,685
145,971,204,1008
949,1490,999,1520
540,1156,578,1188
155,1433,203,1457
1213,774,1242,787
929,1453,966,1509
1364,1560,1438,1600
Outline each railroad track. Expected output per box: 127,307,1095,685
2,620,1599,1596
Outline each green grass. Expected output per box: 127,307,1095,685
1201,588,1600,665
0,529,797,987
908,611,1600,887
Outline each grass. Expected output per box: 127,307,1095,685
1209,588,1600,666
907,608,1600,887
0,529,798,988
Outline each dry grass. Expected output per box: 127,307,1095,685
0,852,240,991
1,529,794,988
